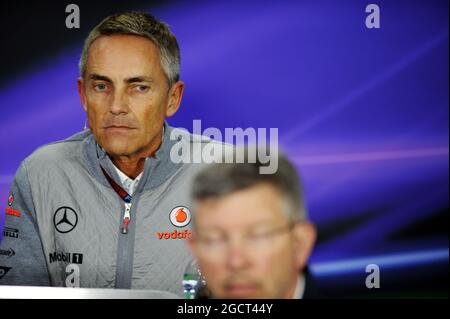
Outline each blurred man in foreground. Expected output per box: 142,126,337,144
188,150,318,298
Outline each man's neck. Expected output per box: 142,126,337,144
109,130,164,179
111,156,146,180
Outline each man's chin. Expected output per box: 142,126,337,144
97,136,136,156
101,142,136,157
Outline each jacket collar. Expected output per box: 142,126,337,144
82,122,183,192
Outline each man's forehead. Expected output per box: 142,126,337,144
85,34,162,76
194,185,288,228
196,183,284,210
90,34,159,53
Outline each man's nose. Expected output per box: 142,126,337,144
109,89,129,115
226,239,250,270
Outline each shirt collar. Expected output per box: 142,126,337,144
293,274,306,299
84,122,182,192
113,163,143,184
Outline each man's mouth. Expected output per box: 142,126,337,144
104,125,136,131
224,283,260,298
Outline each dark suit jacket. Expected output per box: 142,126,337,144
302,267,322,299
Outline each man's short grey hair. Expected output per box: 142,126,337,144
79,11,180,88
192,150,308,223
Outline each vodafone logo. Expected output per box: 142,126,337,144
169,206,191,228
156,206,192,239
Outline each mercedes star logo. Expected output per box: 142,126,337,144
53,207,78,233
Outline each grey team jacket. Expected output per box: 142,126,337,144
0,124,222,297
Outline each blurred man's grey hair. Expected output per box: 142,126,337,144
192,149,308,223
79,11,180,88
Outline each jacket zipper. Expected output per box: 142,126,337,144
116,199,131,288
116,192,141,289
122,203,131,234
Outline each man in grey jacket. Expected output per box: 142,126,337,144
0,12,220,297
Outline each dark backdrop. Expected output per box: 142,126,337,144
0,0,448,298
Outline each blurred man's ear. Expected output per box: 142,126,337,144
166,81,184,117
293,222,317,271
77,77,88,112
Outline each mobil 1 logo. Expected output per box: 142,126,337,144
49,251,83,264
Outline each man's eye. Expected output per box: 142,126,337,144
94,83,108,91
134,85,149,93
248,232,268,240
248,230,273,240
200,235,224,245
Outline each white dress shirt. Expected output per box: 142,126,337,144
293,274,306,299
113,165,143,196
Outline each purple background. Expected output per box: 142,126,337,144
0,0,448,296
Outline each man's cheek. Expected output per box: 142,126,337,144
88,94,110,109
202,263,224,291
87,112,101,131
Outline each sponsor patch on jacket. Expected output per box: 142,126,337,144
0,248,15,258
169,206,191,228
48,251,83,264
157,229,193,240
7,194,13,207
53,207,78,233
0,266,12,280
5,207,21,217
3,227,19,239
156,206,192,240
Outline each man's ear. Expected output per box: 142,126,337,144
77,77,88,112
166,81,184,117
292,222,317,271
